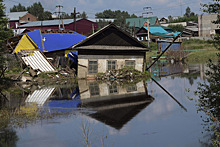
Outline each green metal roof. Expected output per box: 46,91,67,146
126,17,158,28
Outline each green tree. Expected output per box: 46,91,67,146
42,11,52,20
10,3,26,12
27,2,44,20
168,15,173,22
168,24,184,32
0,0,13,79
195,0,220,145
95,9,137,30
78,11,88,19
184,6,191,17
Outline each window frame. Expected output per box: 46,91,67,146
89,83,100,97
107,60,117,71
88,60,98,74
125,60,135,69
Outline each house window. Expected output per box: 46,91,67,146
126,85,137,92
88,60,98,74
109,84,118,94
7,23,10,28
125,60,135,69
89,83,99,96
107,60,116,70
28,18,30,21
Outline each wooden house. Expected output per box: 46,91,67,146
136,25,181,41
126,16,159,29
72,23,149,79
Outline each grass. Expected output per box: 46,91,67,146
186,50,220,63
182,39,216,50
143,39,220,63
182,39,220,63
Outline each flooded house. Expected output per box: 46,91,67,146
72,23,150,79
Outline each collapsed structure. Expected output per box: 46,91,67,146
7,23,150,79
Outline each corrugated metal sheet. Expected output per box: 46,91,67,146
6,11,28,21
126,17,157,28
25,87,56,106
21,50,57,72
19,19,74,28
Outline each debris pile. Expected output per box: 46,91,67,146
96,68,149,80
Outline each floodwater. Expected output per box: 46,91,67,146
0,62,213,147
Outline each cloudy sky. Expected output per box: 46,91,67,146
4,0,212,18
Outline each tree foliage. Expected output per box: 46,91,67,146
10,3,26,12
195,1,220,145
169,7,197,23
78,11,88,19
184,7,196,17
27,2,44,20
168,24,184,32
170,16,198,23
95,9,137,30
10,2,52,21
0,0,13,78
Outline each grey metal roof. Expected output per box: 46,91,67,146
19,19,74,28
6,11,28,21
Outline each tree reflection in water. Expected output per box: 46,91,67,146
195,54,220,146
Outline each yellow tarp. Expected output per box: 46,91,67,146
14,34,38,53
65,50,71,57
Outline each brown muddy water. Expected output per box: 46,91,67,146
0,62,213,147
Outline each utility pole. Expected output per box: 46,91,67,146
71,7,79,32
55,5,63,30
143,7,153,48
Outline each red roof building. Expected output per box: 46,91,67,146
19,18,98,36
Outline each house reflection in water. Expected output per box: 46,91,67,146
78,80,154,130
23,80,154,130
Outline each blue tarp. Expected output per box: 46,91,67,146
67,51,78,64
43,86,81,112
143,26,181,38
26,30,44,51
42,33,86,52
26,29,86,52
158,42,182,51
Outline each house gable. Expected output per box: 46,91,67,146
74,23,148,50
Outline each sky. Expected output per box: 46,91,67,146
3,0,213,18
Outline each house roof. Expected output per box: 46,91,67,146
26,29,87,52
6,11,28,21
19,18,98,28
126,16,158,28
142,26,181,38
81,92,154,130
73,23,149,51
19,19,74,28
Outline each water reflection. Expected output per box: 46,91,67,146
0,62,214,147
151,61,208,80
78,80,154,130
12,80,154,131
